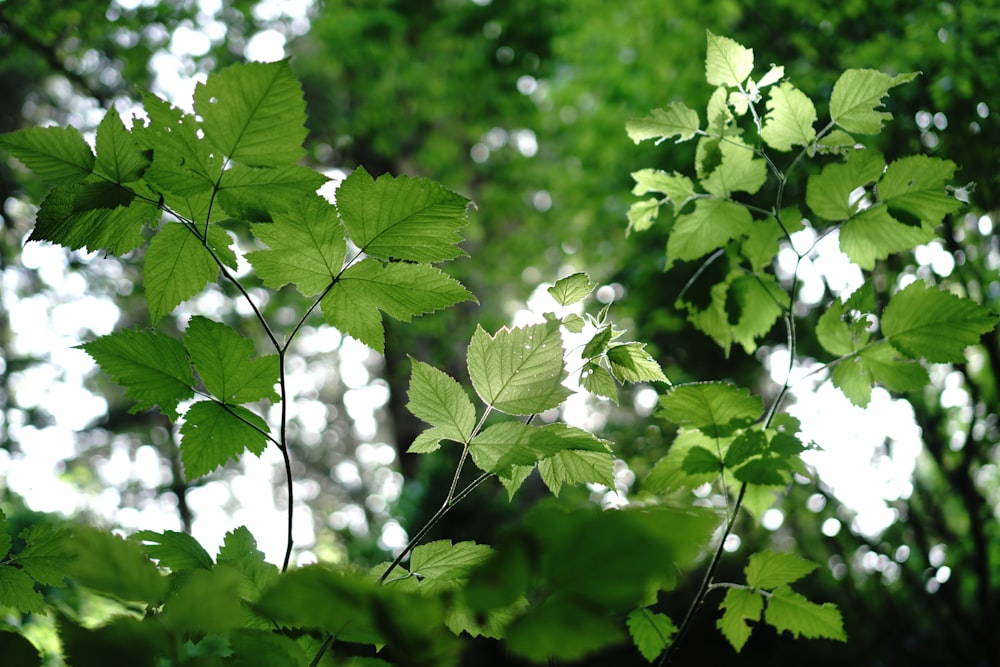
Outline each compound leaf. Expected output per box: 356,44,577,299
406,359,476,444
0,567,46,614
548,272,596,306
94,109,150,184
700,137,768,197
839,204,935,270
184,316,279,404
659,382,763,437
217,526,278,600
806,150,885,222
180,401,270,480
717,587,763,652
216,164,328,221
606,343,669,383
745,551,818,589
538,449,615,496
12,524,70,587
0,125,94,184
133,530,213,571
626,103,700,144
145,224,235,323
666,198,753,270
31,184,156,255
764,586,846,642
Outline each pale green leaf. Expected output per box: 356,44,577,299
145,224,234,323
562,313,586,333
839,205,935,270
761,82,817,152
830,69,917,134
700,137,768,197
666,198,753,270
466,319,571,415
217,526,278,600
717,587,763,652
861,344,930,393
12,524,70,587
194,60,307,166
705,31,754,87
626,103,700,144
247,194,347,296
746,551,818,589
31,184,156,255
538,449,615,496
764,586,846,641
606,343,668,383
0,125,94,184
631,169,696,212
407,425,452,454
94,109,150,183
816,299,856,356
180,401,270,480
184,316,279,404
133,530,213,571
741,209,804,273
409,540,493,582
216,164,329,221
882,282,998,362
406,359,476,443
547,272,596,306
627,198,661,233
815,129,858,155
725,273,786,353
580,361,619,402
627,608,677,662
659,382,762,437
879,155,962,224
831,356,874,407
336,166,471,263
755,64,785,89
79,328,195,421
646,429,721,492
0,567,46,614
806,149,885,221
320,259,475,353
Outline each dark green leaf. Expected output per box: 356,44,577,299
806,150,885,222
227,629,309,667
30,183,156,255
0,566,45,613
682,446,722,475
724,430,767,468
161,566,245,635
180,401,270,480
659,382,763,437
505,596,625,663
216,164,328,221
0,125,94,184
94,109,150,183
58,615,168,667
133,530,213,570
0,628,41,667
67,527,167,603
12,523,70,587
184,316,279,404
217,526,278,600
733,457,789,486
582,326,614,359
409,540,493,582
627,608,677,662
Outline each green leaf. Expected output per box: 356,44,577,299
840,204,935,270
227,629,310,667
184,316,279,404
161,566,245,635
133,529,213,571
746,551,818,589
724,430,768,468
627,198,660,233
406,359,476,444
12,524,70,587
0,125,94,184
741,209,804,273
700,137,768,197
139,91,220,195
562,313,586,333
666,198,753,270
30,184,156,255
469,422,610,478
67,527,167,603
582,326,614,359
732,456,790,486
0,567,45,614
862,344,930,393
724,273,786,353
717,587,763,652
882,282,998,363
407,426,453,454
320,259,475,353
580,361,619,402
145,224,235,323
606,343,669,383
705,31,754,87
180,401,270,480
409,541,493,582
806,149,885,221
816,299,859,356
194,60,307,167
467,319,571,415
878,155,962,224
764,586,846,641
830,69,918,134
217,526,278,600
682,446,722,475
548,272,596,306
216,164,329,221
626,103,700,144
631,169,696,212
627,609,677,662
95,109,150,183
247,194,347,296
538,449,615,496
815,129,858,155
831,356,874,407
336,166,471,263
505,595,625,663
58,615,168,667
79,328,195,421
0,512,10,559
659,382,763,437
761,82,817,151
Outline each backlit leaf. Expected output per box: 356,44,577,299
138,91,220,196
94,109,150,184
682,446,722,475
717,587,762,652
764,586,846,641
67,527,167,603
409,541,493,582
133,529,213,571
666,198,753,270
806,150,885,221
538,449,615,496
761,82,817,151
745,550,818,589
627,609,677,662
631,169,696,211
31,184,156,255
626,103,700,144
606,343,669,383
705,31,754,87
184,316,279,404
830,69,917,134
145,224,235,323
580,361,619,402
406,359,476,444
547,272,596,306
839,205,935,270
659,382,762,437
0,125,94,184
13,524,70,587
878,155,962,224
700,137,768,197
180,401,270,480
627,198,660,233
0,567,45,614
216,164,328,221
161,566,245,635
217,526,278,600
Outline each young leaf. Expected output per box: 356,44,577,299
606,342,669,383
406,359,476,444
705,31,754,88
659,382,763,437
247,194,347,296
193,60,307,167
161,566,245,635
882,281,998,362
626,103,700,144
627,608,677,662
336,166,471,263
30,184,156,255
180,401,270,480
666,198,753,269
79,328,195,421
0,125,95,184
145,224,235,323
745,551,818,589
761,82,817,151
831,356,874,407
878,155,962,224
547,272,596,306
682,446,723,475
582,326,614,359
717,587,763,652
631,169,696,211
806,149,885,222
628,198,660,233
839,205,935,270
580,361,619,402
184,316,280,404
94,109,151,184
466,319,571,415
816,299,859,356
320,259,475,353
409,541,493,583
764,586,846,641
407,425,454,454
133,530,213,571
538,449,615,496
830,69,918,134
216,164,329,221
699,137,768,197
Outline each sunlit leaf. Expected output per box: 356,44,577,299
406,359,476,444
700,137,768,197
705,31,754,87
180,401,270,480
145,224,235,323
0,125,94,184
627,197,661,233
806,150,885,221
659,382,762,437
94,109,150,184
764,586,846,641
878,155,962,224
627,608,677,662
216,164,328,221
745,551,818,589
606,343,669,383
409,541,493,582
646,429,722,492
717,587,762,652
830,69,917,134
626,103,700,144
666,198,752,270
580,361,619,402
761,82,817,151
839,204,935,270
217,526,278,601
538,449,615,496
184,316,279,404
547,272,596,306
133,530,213,571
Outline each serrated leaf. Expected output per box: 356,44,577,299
216,164,328,222
139,91,220,195
682,446,722,475
247,194,347,296
606,342,668,383
548,272,596,306
746,551,818,589
831,356,874,407
0,512,10,559
733,456,789,486
217,526,278,600
816,299,856,356
830,69,917,134
764,586,846,641
631,170,696,212
145,224,235,323
705,31,754,87
467,319,571,415
12,524,70,587
583,326,614,359
228,629,310,667
0,125,95,184
627,609,677,662
882,282,998,362
717,587,763,652
194,60,307,167
336,166,471,263
133,529,213,571
700,137,768,197
724,430,767,468
862,344,930,392
666,198,753,270
626,102,700,144
79,328,195,421
30,184,156,255
815,129,858,154
407,426,452,454
95,109,150,183
410,541,493,582
840,204,935,270
878,155,962,224
184,316,279,404
538,449,615,495
761,82,817,151
320,259,474,353
469,421,609,478
0,567,46,613
505,596,625,663
724,273,786,354
628,198,661,233
162,566,245,635
67,527,167,603
659,382,763,437
580,361,618,402
806,149,885,221
180,401,270,480
741,210,804,273
562,313,586,333
406,359,476,444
